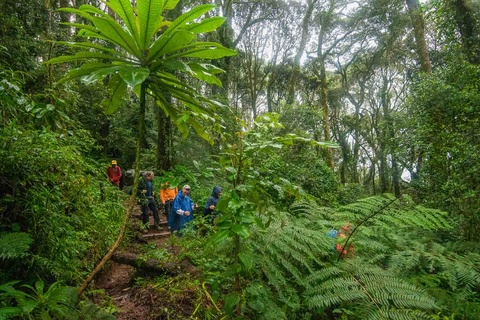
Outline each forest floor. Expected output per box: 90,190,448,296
91,205,199,319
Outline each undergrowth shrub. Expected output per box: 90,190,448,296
190,193,480,319
0,124,125,284
257,139,337,207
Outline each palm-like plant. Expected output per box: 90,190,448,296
47,0,235,150
46,0,236,294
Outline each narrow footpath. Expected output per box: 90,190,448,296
92,205,197,319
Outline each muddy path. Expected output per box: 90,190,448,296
92,206,198,319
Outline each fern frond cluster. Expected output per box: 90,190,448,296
305,261,437,318
252,195,466,318
0,232,32,260
201,194,480,319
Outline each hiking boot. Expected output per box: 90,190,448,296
153,224,161,231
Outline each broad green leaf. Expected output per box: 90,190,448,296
72,4,140,56
147,4,216,62
169,89,215,116
215,196,230,212
186,17,226,34
154,93,181,122
20,300,38,313
164,0,180,10
160,30,196,55
89,16,140,57
106,0,139,40
269,143,283,149
138,0,165,50
216,219,232,228
168,4,216,31
34,280,45,294
55,41,123,56
180,46,237,59
119,67,150,87
225,167,237,174
231,224,250,238
164,42,236,61
238,214,256,224
189,62,224,75
46,51,128,65
163,60,194,74
56,63,119,84
78,3,109,14
80,66,120,84
206,229,230,246
57,7,95,22
76,27,113,41
103,74,127,114
190,117,214,144
191,69,222,87
239,251,255,271
155,73,189,89
167,87,205,109
0,307,23,316
223,292,240,318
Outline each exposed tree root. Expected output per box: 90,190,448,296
78,198,136,296
111,251,181,275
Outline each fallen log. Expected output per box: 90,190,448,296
111,251,194,276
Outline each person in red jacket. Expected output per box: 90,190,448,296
107,160,122,188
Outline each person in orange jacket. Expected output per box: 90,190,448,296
159,181,178,217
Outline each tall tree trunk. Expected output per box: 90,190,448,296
215,0,235,97
406,0,432,73
379,151,388,193
319,61,334,169
155,104,172,173
406,0,432,177
452,0,480,64
266,80,274,113
59,0,70,23
287,0,317,104
338,134,350,184
380,71,400,196
391,158,401,197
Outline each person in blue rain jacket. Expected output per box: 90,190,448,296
203,186,222,224
169,184,197,234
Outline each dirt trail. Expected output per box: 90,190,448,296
94,205,181,319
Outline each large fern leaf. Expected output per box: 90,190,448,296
0,232,32,260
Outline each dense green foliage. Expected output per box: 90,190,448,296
1,0,480,319
0,124,125,284
408,61,480,241
178,189,480,319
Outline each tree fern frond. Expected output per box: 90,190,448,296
265,226,327,269
355,238,390,253
245,282,288,320
388,250,423,273
304,266,345,285
273,254,304,285
289,200,335,220
0,232,32,260
366,307,432,320
306,277,366,309
256,254,287,290
305,258,437,315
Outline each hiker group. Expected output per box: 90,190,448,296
107,160,222,235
